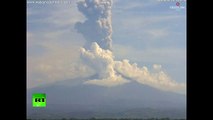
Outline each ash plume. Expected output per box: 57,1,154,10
75,0,113,50
75,0,185,92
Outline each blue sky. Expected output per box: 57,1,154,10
112,0,186,84
27,0,186,93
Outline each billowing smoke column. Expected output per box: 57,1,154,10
76,0,185,92
75,0,112,50
80,42,130,87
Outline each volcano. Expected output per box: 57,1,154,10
27,77,186,119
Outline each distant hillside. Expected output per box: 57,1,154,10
27,78,186,119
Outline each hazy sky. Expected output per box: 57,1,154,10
27,0,186,94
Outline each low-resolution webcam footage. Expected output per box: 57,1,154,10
27,0,186,120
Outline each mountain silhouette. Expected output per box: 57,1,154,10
27,77,186,119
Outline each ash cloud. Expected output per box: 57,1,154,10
80,43,185,92
75,0,113,50
75,0,185,92
80,42,130,87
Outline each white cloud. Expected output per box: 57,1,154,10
153,64,162,70
27,0,186,94
27,0,85,28
145,28,169,39
75,0,113,50
113,0,159,12
27,1,87,82
113,14,182,32
84,75,129,87
80,42,185,92
113,44,186,65
27,43,94,88
27,29,89,89
114,59,186,92
80,42,130,87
